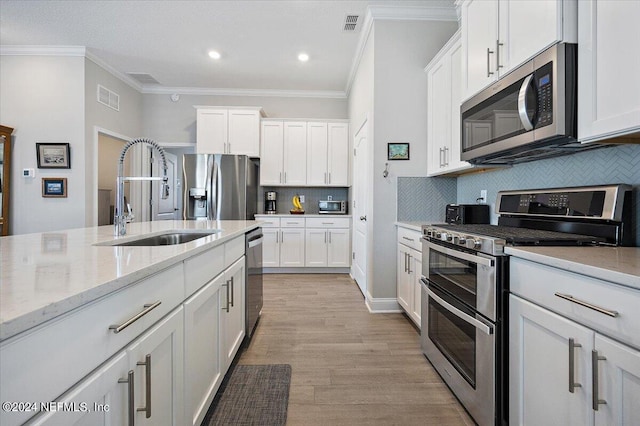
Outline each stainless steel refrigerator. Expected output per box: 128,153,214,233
182,154,258,220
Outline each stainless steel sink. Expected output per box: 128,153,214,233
97,231,220,247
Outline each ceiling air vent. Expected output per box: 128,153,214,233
343,14,360,32
126,73,161,85
97,84,119,111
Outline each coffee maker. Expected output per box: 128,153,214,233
265,191,277,214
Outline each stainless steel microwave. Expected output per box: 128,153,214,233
461,43,584,165
318,200,347,214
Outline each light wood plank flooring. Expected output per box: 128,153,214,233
238,274,475,425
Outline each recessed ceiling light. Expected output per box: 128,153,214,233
208,50,221,60
298,53,309,62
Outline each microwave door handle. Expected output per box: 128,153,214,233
427,287,493,336
518,74,535,131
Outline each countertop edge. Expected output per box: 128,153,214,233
395,221,426,232
0,222,259,342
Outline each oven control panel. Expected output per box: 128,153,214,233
422,226,505,256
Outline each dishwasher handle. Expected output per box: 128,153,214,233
248,234,264,248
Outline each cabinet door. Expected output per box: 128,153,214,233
197,109,228,154
280,228,305,267
221,257,245,372
327,123,349,186
305,229,328,267
228,110,260,157
327,229,351,267
427,51,450,175
184,274,224,426
127,308,184,426
410,248,422,326
499,0,561,76
396,243,411,312
578,0,640,143
27,353,129,426
260,121,284,185
461,0,498,100
594,334,640,426
283,122,307,186
262,228,280,267
306,122,329,186
446,38,471,172
509,295,593,426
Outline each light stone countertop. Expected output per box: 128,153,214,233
395,221,430,232
0,220,259,341
255,214,352,218
505,246,640,290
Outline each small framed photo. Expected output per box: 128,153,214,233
36,143,71,168
42,178,67,198
387,142,410,160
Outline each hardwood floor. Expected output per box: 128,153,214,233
238,274,475,425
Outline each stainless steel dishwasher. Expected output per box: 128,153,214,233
245,228,263,340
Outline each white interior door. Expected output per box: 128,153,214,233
352,120,369,297
152,151,179,220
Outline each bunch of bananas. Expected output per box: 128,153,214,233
290,194,304,214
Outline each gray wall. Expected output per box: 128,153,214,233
142,93,348,144
366,20,457,300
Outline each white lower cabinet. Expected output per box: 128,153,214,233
280,228,306,267
220,257,246,372
30,308,185,426
305,218,351,267
262,228,281,267
183,274,224,426
509,256,640,426
396,227,422,327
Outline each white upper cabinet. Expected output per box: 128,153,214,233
260,121,285,185
196,107,263,156
307,122,350,186
426,31,476,176
283,121,308,186
460,0,577,101
578,0,640,143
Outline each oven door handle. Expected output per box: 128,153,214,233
426,286,494,336
426,241,493,267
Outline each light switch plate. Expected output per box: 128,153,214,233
23,168,35,178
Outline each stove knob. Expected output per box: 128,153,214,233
472,239,482,249
458,237,467,246
446,234,453,242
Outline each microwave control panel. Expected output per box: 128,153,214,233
535,62,553,128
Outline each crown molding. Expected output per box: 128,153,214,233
142,86,347,99
0,45,86,56
84,49,143,92
344,4,457,96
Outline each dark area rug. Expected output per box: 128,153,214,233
204,364,291,426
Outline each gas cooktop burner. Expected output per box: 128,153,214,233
436,223,605,245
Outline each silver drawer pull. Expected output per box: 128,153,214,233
592,350,607,410
402,236,415,242
109,301,162,333
136,354,151,418
554,293,619,318
568,338,582,393
118,370,135,426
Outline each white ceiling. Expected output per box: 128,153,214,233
0,0,456,97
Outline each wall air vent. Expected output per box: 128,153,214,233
126,73,161,85
97,84,119,111
343,14,360,32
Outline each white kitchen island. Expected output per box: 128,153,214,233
0,219,259,426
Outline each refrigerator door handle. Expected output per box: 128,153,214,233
207,155,215,219
215,159,223,219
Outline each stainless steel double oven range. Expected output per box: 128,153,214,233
420,184,632,426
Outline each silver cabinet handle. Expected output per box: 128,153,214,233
118,370,135,426
230,276,235,307
109,301,162,333
404,252,408,273
284,172,287,183
324,231,327,244
222,282,230,312
402,236,415,242
487,47,495,77
439,147,444,167
329,231,332,244
496,40,503,70
136,354,151,418
279,172,282,184
427,286,493,335
407,254,412,274
322,222,334,225
592,350,607,410
554,293,619,317
443,147,449,166
324,172,327,184
517,74,535,131
328,172,331,184
569,338,582,393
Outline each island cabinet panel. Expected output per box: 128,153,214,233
0,264,184,426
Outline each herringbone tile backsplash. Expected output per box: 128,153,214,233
457,144,640,245
397,177,457,222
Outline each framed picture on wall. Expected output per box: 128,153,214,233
42,178,67,198
36,143,71,168
387,142,410,160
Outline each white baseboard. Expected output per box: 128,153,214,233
263,267,350,274
365,297,402,313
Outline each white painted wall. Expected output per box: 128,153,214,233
0,55,85,234
347,19,457,300
84,58,143,226
142,94,348,144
